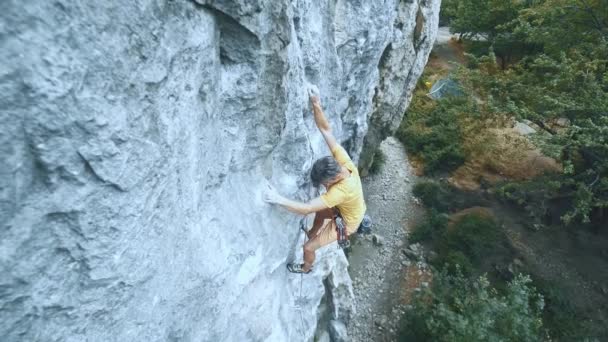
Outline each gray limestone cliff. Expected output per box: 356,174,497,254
0,1,439,341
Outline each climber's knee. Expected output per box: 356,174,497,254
304,239,320,254
303,242,314,254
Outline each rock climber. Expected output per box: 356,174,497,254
263,92,367,274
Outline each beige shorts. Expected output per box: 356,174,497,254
311,217,358,247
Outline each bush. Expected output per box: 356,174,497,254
413,181,453,212
368,148,386,175
496,178,563,224
532,278,595,340
419,210,512,276
412,180,485,212
399,271,545,342
438,250,474,276
396,95,467,175
409,209,449,243
441,213,502,264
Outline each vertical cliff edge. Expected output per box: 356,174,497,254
0,1,439,341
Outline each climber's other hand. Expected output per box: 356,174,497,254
263,184,283,204
309,94,320,108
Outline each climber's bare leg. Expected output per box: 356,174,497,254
303,220,338,272
307,208,333,239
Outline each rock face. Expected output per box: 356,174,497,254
358,0,440,174
0,1,439,341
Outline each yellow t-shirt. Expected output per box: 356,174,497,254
320,145,367,231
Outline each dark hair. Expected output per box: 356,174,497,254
311,156,341,187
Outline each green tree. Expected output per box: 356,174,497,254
453,0,608,226
444,0,533,68
397,96,467,175
399,271,545,342
444,0,523,41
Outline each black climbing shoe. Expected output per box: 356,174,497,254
287,263,311,274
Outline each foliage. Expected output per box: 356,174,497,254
449,0,608,227
531,278,593,340
442,0,522,41
439,251,474,276
368,148,386,175
413,180,488,212
512,0,608,57
463,57,608,226
399,270,545,342
438,0,456,25
397,96,467,175
426,212,510,276
413,181,453,212
496,177,564,224
406,4,608,337
411,181,506,275
409,180,510,273
440,214,502,265
443,0,536,68
409,209,448,243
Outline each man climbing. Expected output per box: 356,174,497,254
263,92,367,274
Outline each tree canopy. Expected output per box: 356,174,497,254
449,0,608,226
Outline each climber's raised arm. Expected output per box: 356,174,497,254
310,94,338,151
263,184,328,215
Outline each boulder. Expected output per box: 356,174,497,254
372,234,385,246
514,121,537,135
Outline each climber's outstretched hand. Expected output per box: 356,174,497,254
308,88,337,150
307,85,320,103
263,184,284,205
263,183,328,215
309,93,321,109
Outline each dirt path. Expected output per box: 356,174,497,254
348,137,424,342
425,26,466,85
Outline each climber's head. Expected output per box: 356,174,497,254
311,156,342,188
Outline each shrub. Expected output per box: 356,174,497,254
417,212,507,276
442,213,501,264
409,209,448,243
397,95,467,175
417,210,513,277
413,181,452,212
532,278,595,340
412,180,485,212
496,177,563,224
437,250,474,276
399,271,545,342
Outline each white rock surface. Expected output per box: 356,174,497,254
436,26,456,44
358,0,441,173
514,121,537,135
0,1,439,341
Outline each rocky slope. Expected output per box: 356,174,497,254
0,1,439,341
348,137,424,342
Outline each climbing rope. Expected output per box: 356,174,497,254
294,216,309,336
293,188,319,337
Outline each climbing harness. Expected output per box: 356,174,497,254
334,210,373,248
333,209,350,249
